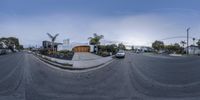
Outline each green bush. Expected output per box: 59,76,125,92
98,51,110,57
98,44,118,56
40,50,74,60
58,50,74,58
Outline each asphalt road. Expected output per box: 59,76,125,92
1,52,200,100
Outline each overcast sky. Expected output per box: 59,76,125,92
1,0,200,47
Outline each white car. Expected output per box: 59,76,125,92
27,50,32,54
115,50,125,58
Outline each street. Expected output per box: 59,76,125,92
1,52,200,100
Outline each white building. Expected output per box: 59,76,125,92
187,46,200,55
58,39,94,52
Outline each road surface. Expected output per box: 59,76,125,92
1,52,200,100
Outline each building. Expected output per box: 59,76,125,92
42,41,62,51
58,39,94,52
133,46,153,53
140,46,154,52
187,46,200,55
42,41,52,49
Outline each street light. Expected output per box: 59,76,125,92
187,27,190,55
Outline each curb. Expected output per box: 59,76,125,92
169,54,183,57
34,54,113,70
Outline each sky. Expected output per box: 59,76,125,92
1,0,200,47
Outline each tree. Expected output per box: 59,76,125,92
118,43,126,50
0,39,9,47
173,43,183,54
19,45,24,50
107,44,118,54
98,44,117,52
88,33,104,45
88,33,104,53
0,37,20,51
180,41,186,47
46,33,59,54
152,40,164,51
165,43,183,54
131,46,134,51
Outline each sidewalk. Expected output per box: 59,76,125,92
169,54,183,57
34,52,113,70
73,56,112,69
72,52,113,69
72,52,102,61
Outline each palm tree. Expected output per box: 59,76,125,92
193,38,196,45
88,33,104,53
192,38,196,54
88,33,104,45
180,41,186,47
46,33,59,54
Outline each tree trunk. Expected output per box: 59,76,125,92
52,41,54,54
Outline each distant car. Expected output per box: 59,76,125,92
115,50,125,58
136,50,140,54
13,49,19,52
135,49,142,54
27,50,32,54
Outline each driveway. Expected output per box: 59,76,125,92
72,52,102,61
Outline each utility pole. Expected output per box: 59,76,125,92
187,28,190,55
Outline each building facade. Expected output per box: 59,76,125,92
42,41,62,51
57,39,94,52
187,46,200,55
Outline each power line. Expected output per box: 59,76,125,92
159,36,196,41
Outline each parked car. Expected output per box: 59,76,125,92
115,50,125,58
136,49,141,54
27,50,32,54
13,49,19,52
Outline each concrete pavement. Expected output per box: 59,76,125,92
35,52,113,69
1,52,200,99
0,53,25,100
72,52,102,61
129,53,200,98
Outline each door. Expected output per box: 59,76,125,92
73,46,90,52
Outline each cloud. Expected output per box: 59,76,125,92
89,9,200,46
1,9,200,47
0,14,96,47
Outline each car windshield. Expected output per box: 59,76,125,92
1,0,200,100
118,50,124,53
